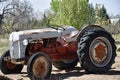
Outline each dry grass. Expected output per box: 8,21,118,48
0,39,9,56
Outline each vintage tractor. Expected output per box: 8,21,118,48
0,25,116,79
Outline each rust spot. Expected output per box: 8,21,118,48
22,29,54,35
95,44,106,60
44,30,51,33
23,32,39,35
5,61,16,70
35,62,45,76
33,57,49,77
117,47,120,52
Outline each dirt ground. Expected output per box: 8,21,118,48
0,51,120,80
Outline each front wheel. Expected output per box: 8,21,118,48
0,50,23,74
27,52,52,80
77,30,116,73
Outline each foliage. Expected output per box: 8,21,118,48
28,10,54,29
104,17,120,35
39,10,54,27
50,0,110,29
50,0,90,29
0,0,116,35
95,4,110,26
0,38,8,55
111,19,120,34
86,4,95,25
50,3,109,28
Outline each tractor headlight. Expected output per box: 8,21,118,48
23,39,28,45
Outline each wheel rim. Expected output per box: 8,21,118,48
33,56,50,78
89,37,112,67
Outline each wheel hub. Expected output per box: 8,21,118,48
33,57,49,78
91,42,107,64
95,43,107,61
35,62,45,76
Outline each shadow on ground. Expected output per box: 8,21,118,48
0,75,12,80
20,67,120,80
49,67,120,80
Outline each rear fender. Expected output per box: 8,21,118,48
77,25,105,41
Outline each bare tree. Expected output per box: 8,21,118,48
5,0,33,32
0,0,7,2
0,0,11,34
0,0,33,34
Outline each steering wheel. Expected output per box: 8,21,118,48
49,25,65,30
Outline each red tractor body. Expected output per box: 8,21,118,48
27,38,78,61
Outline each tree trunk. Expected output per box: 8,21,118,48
0,21,3,34
0,15,3,34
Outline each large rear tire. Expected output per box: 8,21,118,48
0,50,23,74
53,59,78,70
77,29,116,73
27,52,52,80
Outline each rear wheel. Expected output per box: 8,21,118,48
53,59,78,70
0,50,23,74
27,52,52,80
77,29,116,73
